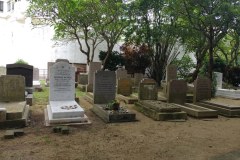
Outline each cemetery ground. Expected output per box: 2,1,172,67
0,84,240,160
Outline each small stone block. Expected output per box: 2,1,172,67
53,126,62,133
4,130,15,139
14,129,24,136
61,126,69,134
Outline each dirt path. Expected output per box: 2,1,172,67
0,97,240,160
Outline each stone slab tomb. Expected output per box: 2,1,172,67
45,60,90,126
0,75,29,128
91,70,136,123
135,78,187,121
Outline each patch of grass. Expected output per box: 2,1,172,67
33,80,49,105
75,88,86,97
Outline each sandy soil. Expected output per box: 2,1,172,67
0,96,240,160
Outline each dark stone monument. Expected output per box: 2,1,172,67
138,79,158,100
193,77,212,103
6,64,33,88
167,80,187,104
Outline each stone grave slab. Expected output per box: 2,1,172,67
116,68,128,80
116,94,138,104
134,73,144,87
172,103,218,118
166,64,177,82
92,104,136,123
0,101,29,128
196,101,240,117
214,72,223,89
135,100,187,121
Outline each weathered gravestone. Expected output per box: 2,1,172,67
78,73,88,85
116,68,128,80
134,73,144,87
0,75,29,128
138,79,158,100
92,70,136,123
87,62,101,92
193,77,211,103
116,78,138,104
135,78,187,121
45,60,89,125
214,72,223,89
166,64,177,82
0,66,6,76
0,75,25,102
117,78,132,96
93,71,116,104
167,80,187,104
33,68,39,81
6,64,33,88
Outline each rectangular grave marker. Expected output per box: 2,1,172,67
87,62,101,92
166,64,177,82
167,80,187,104
138,79,158,100
193,77,211,103
93,71,116,104
117,78,132,96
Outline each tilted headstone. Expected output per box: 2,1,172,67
167,80,187,104
6,64,33,87
93,71,116,104
166,64,177,82
33,68,39,81
116,68,128,80
87,62,101,92
214,72,223,89
78,73,88,85
0,66,6,76
138,78,158,100
49,60,75,101
117,78,132,96
0,75,25,102
134,73,144,86
193,77,211,103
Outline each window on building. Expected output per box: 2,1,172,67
7,1,11,12
0,1,3,12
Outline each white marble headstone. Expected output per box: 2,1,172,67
49,61,75,101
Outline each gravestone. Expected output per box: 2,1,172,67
87,62,101,92
6,64,33,88
46,60,89,125
93,71,116,104
0,75,25,102
134,73,144,86
193,77,211,103
116,68,128,80
166,64,177,82
117,78,132,96
0,66,6,76
138,78,158,100
33,68,39,81
167,80,187,104
78,73,88,85
214,72,223,89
